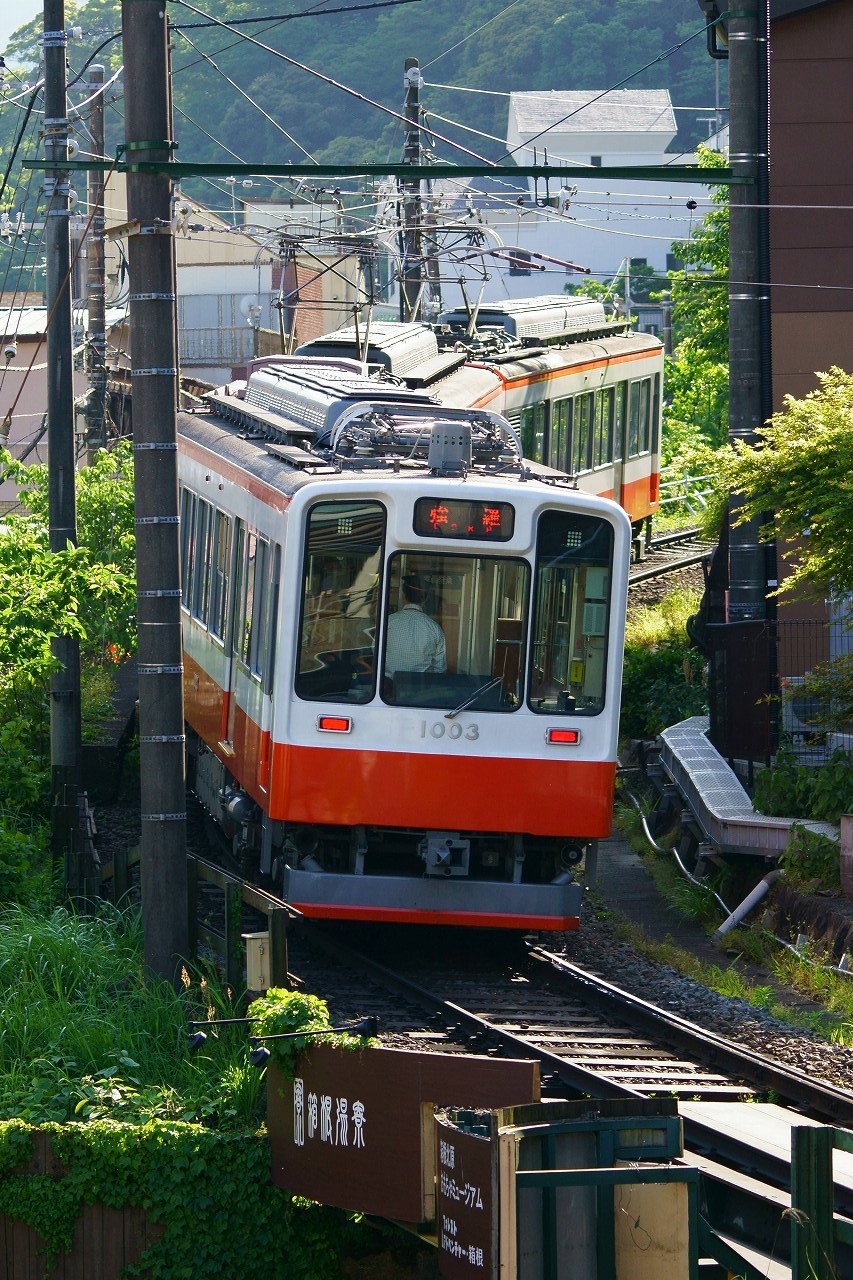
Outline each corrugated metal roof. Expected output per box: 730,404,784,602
509,89,676,137
0,305,127,340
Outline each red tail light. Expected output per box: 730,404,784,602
316,715,352,733
546,728,580,745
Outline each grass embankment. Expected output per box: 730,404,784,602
0,904,427,1279
618,586,853,1046
0,903,262,1126
613,801,853,1046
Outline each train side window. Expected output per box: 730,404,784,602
191,498,213,624
180,487,196,610
240,532,259,666
209,510,232,642
520,401,547,463
628,381,641,457
574,392,594,473
248,537,271,679
549,397,571,472
614,383,626,459
595,388,614,467
295,500,385,704
232,524,248,661
528,510,614,716
638,378,651,453
264,543,282,695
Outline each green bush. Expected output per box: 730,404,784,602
753,747,853,824
0,1118,369,1279
620,591,708,739
779,824,841,893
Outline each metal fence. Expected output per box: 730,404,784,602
707,616,853,766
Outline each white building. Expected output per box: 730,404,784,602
435,89,710,313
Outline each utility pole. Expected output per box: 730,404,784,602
85,63,106,462
726,0,772,621
399,57,422,322
43,0,84,898
122,0,189,982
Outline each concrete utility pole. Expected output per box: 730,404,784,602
122,0,189,981
84,63,107,462
43,0,84,897
399,57,422,322
726,0,773,620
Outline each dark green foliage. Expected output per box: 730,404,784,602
620,638,708,739
2,1,722,211
779,824,841,893
247,987,377,1078
0,1118,367,1278
620,594,708,740
753,748,853,826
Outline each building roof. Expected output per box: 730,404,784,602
509,89,676,138
0,306,127,341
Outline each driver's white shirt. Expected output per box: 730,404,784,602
385,604,447,675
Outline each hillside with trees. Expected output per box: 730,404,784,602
1,1,722,202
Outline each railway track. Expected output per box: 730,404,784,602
630,526,715,587
184,831,851,1126
276,913,853,1128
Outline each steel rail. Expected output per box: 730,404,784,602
629,544,711,584
528,946,853,1127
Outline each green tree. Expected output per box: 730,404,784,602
2,441,136,657
662,147,729,460
668,148,729,360
0,444,137,900
721,366,853,597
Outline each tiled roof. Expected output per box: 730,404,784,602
509,89,676,136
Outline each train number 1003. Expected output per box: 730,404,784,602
420,720,479,741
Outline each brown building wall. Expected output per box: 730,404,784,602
768,1,853,625
770,0,853,404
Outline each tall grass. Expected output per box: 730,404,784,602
0,903,264,1128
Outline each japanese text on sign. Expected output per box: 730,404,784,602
293,1077,366,1148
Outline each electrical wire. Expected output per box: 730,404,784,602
0,83,41,208
421,0,528,71
174,29,317,163
172,0,423,31
169,0,498,168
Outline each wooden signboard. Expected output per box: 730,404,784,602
267,1042,538,1223
435,1115,498,1279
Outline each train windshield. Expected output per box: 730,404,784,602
529,511,614,716
295,500,385,703
382,553,529,711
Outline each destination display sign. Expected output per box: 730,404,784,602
414,497,515,542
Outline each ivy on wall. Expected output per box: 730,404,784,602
0,1118,365,1279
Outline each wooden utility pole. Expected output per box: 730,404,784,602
122,0,189,981
43,0,83,897
399,57,422,321
84,63,107,462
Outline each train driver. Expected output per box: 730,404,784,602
385,574,447,676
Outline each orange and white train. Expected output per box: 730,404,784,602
296,294,663,537
179,297,653,929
